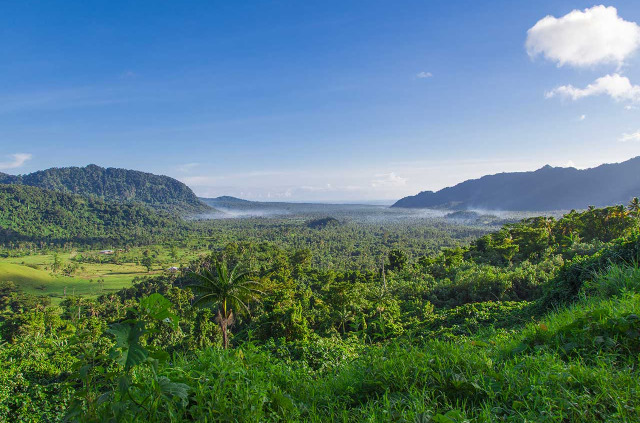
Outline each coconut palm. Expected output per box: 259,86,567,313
190,261,262,349
628,197,640,219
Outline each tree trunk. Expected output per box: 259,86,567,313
216,308,233,349
221,323,228,349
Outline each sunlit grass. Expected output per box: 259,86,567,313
0,247,209,302
152,264,640,422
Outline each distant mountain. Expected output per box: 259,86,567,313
0,165,212,214
0,184,185,244
392,156,640,211
202,196,256,209
213,196,252,202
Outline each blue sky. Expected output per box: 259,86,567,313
1,1,640,201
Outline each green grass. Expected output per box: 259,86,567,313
0,246,210,303
141,265,640,422
2,249,639,421
0,262,85,299
0,261,136,303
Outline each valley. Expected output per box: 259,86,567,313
1,165,639,421
3,1,640,419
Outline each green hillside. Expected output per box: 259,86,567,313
0,164,212,214
0,261,150,304
0,262,61,289
0,262,94,301
0,184,186,244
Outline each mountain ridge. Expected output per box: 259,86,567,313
0,164,212,214
392,156,640,211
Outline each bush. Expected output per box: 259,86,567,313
583,263,640,299
418,300,534,339
541,232,640,308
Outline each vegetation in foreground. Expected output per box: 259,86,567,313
0,203,639,422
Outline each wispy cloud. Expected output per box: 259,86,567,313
299,184,335,192
0,153,32,170
176,162,200,173
416,71,433,79
181,170,289,186
546,74,640,103
371,172,407,188
619,130,640,142
0,87,130,114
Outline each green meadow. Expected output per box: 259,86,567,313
0,249,193,302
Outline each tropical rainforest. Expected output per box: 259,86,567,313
1,166,640,422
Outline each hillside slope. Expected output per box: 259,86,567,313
0,184,185,244
0,165,211,214
393,156,640,210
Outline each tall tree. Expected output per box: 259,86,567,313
190,261,262,349
629,197,640,219
141,250,154,272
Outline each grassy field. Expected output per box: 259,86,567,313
0,250,187,303
0,263,91,300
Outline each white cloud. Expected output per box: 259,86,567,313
619,130,640,142
265,189,292,199
546,74,640,103
526,5,640,68
0,153,32,170
180,170,288,186
416,71,433,78
371,172,407,188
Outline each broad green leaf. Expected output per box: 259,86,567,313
140,293,179,327
117,375,130,394
157,376,190,406
107,322,149,371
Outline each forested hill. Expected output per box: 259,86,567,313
393,156,640,211
0,164,212,214
0,172,18,184
0,184,185,244
201,196,256,208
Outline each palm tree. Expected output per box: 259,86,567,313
190,261,262,349
628,197,640,219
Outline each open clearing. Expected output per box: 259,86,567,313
0,254,169,303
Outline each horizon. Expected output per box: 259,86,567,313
1,1,640,201
2,154,638,205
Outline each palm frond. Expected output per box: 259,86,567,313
192,293,220,308
230,295,252,316
189,261,263,320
